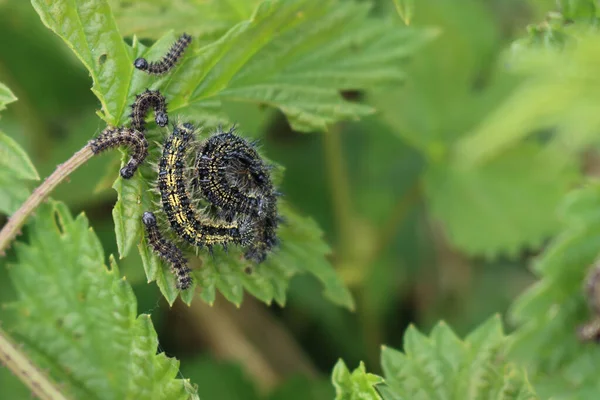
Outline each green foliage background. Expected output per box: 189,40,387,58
2,0,600,399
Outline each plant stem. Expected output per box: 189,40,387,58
0,327,69,400
322,127,355,260
0,146,94,255
364,180,421,267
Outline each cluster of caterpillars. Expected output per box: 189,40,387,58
89,34,280,290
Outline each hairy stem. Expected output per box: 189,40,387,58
0,146,94,255
0,327,69,400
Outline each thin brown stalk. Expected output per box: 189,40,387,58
0,326,69,400
0,146,94,255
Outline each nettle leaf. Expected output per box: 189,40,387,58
159,0,433,132
424,144,579,258
110,0,261,44
333,317,539,400
332,360,383,400
458,33,600,167
31,0,134,125
4,200,198,400
509,181,600,397
0,82,39,215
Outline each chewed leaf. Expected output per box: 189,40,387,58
4,200,197,399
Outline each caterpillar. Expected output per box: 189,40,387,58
134,33,192,75
142,211,192,290
129,89,168,131
89,126,148,179
194,129,272,219
194,128,280,263
158,122,255,250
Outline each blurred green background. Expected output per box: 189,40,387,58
0,0,582,398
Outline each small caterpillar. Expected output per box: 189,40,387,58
129,89,168,131
134,33,192,75
158,123,255,250
89,127,148,179
142,211,192,290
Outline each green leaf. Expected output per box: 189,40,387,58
392,0,414,25
0,83,39,215
4,200,198,399
110,0,261,44
0,133,39,182
159,0,433,132
332,360,383,400
334,317,538,400
458,32,600,167
509,181,600,397
31,0,134,125
139,199,354,309
424,144,578,257
0,82,17,115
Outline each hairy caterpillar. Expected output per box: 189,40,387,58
134,33,192,75
130,89,168,131
142,211,192,290
89,127,148,179
194,128,280,263
158,123,255,250
194,129,269,218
